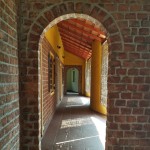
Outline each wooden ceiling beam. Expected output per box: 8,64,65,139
63,42,92,54
61,37,92,52
65,48,86,59
64,46,91,59
60,32,91,49
65,46,90,59
60,21,102,42
70,19,106,39
58,25,93,43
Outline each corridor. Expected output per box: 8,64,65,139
42,96,106,150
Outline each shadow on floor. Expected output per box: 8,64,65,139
41,96,106,150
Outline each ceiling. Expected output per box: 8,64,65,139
57,18,106,60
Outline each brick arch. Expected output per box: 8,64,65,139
22,2,124,150
27,2,123,51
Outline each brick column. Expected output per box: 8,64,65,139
90,40,106,115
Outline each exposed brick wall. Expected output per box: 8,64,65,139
0,0,20,149
41,37,56,134
19,0,150,149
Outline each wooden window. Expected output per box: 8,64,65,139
48,52,55,93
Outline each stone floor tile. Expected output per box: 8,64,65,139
42,96,106,150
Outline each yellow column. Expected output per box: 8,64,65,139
90,40,107,115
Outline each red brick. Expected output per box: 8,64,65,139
120,124,130,130
37,16,48,28
113,13,124,20
110,60,121,67
132,93,143,99
12,1,150,150
44,11,54,22
133,77,144,83
124,43,135,51
125,13,136,19
140,69,150,75
146,61,150,67
33,3,44,10
121,77,132,83
127,85,137,91
118,21,129,29
124,131,135,138
126,116,136,122
108,123,118,130
51,5,61,17
59,3,67,14
115,116,126,122
134,36,146,43
109,93,120,98
97,10,108,21
118,4,129,11
129,53,140,59
136,132,146,138
105,4,117,11
108,77,120,83
137,13,148,20
83,3,92,15
129,20,140,27
116,69,127,75
145,109,150,115
137,116,148,122
138,85,149,92
139,28,150,35
143,5,150,11
139,101,150,107
103,17,114,28
130,4,142,11
133,108,144,115
139,139,150,146
115,100,126,106
128,69,139,75
137,44,148,51
75,2,84,13
118,53,127,59
121,108,132,114
127,100,138,107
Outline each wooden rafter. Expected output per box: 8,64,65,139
60,21,102,42
65,48,86,59
65,45,92,59
58,25,93,43
63,42,92,54
65,47,90,59
60,32,91,49
61,37,91,52
70,19,106,39
64,44,90,54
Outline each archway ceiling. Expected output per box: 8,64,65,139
57,18,106,60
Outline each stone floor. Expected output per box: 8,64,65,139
41,96,106,150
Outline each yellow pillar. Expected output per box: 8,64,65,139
90,40,107,115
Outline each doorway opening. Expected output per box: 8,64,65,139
67,68,79,95
38,13,111,150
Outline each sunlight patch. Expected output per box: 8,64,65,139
61,118,92,129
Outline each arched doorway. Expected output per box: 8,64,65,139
38,15,108,149
67,68,79,94
20,2,123,149
64,66,82,95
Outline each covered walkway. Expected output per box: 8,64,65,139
42,96,106,150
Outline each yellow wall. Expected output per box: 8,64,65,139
45,25,64,63
45,25,86,95
91,40,107,115
64,50,85,95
